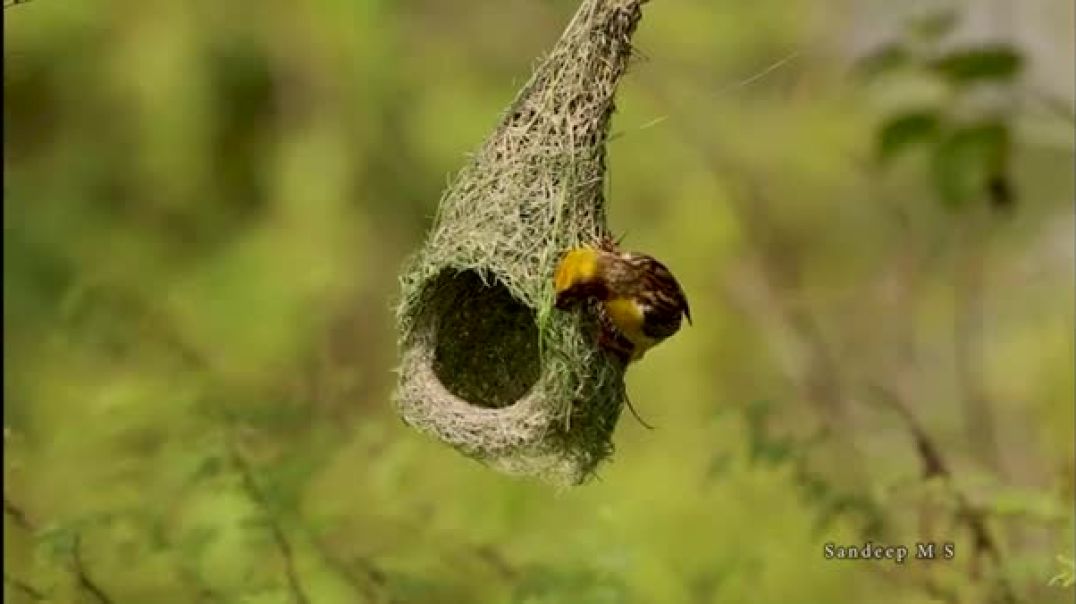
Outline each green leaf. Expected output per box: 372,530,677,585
931,46,1023,85
930,122,1009,208
34,524,78,560
855,43,910,80
876,110,941,162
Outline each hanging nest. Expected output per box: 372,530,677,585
394,0,649,486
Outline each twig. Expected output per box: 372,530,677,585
3,496,34,531
868,383,1017,604
864,180,1021,602
3,573,47,601
72,534,115,604
953,214,1002,472
866,563,960,604
641,79,856,434
172,560,224,603
5,497,117,603
307,538,386,603
733,181,855,433
474,544,518,581
352,556,389,599
1025,89,1076,125
301,516,393,603
221,418,310,604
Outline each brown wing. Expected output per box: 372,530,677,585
632,254,691,340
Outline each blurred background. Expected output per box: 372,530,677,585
4,0,1074,602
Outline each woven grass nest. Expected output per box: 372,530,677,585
394,0,650,486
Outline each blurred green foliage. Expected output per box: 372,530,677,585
4,0,1074,602
1050,556,1075,588
858,10,1022,210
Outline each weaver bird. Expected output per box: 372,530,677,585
553,238,691,364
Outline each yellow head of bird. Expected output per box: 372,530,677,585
553,247,606,309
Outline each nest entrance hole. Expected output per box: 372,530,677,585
429,270,542,409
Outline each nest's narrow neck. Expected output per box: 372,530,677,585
491,0,646,156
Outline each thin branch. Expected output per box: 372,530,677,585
868,383,1017,604
730,181,857,436
3,496,34,531
71,534,115,604
863,180,1022,602
172,561,224,603
953,214,1002,472
5,497,117,603
868,385,947,478
301,513,394,603
1024,89,1076,125
56,286,315,603
3,573,47,601
641,77,855,433
221,418,310,604
866,563,960,604
306,538,385,604
351,556,389,601
474,544,519,581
